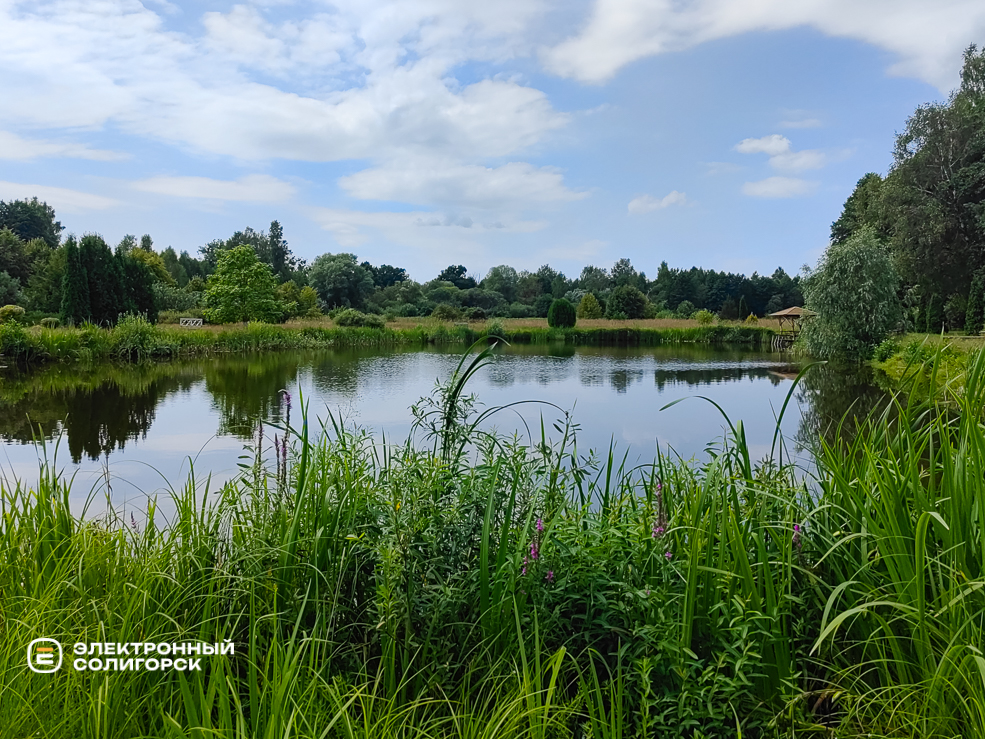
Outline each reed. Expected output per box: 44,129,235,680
0,347,980,737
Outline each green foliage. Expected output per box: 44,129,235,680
0,270,24,306
463,306,486,321
694,309,715,324
308,252,374,310
508,301,535,318
333,308,385,328
39,316,59,329
0,304,26,323
737,295,749,319
0,196,63,249
203,245,283,324
547,298,576,328
153,282,200,312
802,228,902,360
967,271,985,334
432,303,461,321
59,236,89,326
872,337,900,362
675,299,696,319
481,265,520,302
577,293,603,319
606,285,648,319
831,172,885,244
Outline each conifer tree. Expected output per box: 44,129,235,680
60,236,90,325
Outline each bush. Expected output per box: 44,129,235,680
431,304,461,321
577,293,603,319
0,304,26,324
547,298,576,328
40,316,60,329
872,337,899,362
744,313,759,324
334,309,385,328
694,309,715,325
605,285,648,319
508,302,535,318
533,294,554,318
463,306,487,321
396,303,420,317
675,300,696,319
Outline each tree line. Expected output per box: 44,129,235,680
0,199,804,325
826,44,985,339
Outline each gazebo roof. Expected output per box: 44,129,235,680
769,306,817,318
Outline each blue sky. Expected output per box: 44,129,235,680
0,0,981,282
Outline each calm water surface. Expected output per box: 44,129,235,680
0,344,887,515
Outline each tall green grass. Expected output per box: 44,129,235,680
0,347,981,737
0,315,775,369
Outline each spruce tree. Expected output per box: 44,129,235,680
60,236,90,325
79,234,128,324
738,295,750,319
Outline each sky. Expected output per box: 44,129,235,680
1,0,983,283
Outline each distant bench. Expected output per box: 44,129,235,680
179,318,204,328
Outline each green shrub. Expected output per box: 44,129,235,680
744,313,759,324
113,313,157,360
547,298,576,328
431,304,461,321
872,337,899,362
694,309,715,325
153,283,201,311
508,302,535,318
464,306,487,321
0,304,26,324
334,308,385,328
576,293,603,319
39,317,60,328
606,285,648,319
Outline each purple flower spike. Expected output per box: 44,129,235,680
281,390,292,409
536,518,544,532
664,551,673,560
545,570,554,582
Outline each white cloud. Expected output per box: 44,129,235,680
310,207,545,249
545,0,985,89
132,174,296,202
0,131,127,161
741,177,817,198
0,2,565,162
779,118,824,128
735,134,791,157
0,181,119,212
734,135,826,172
339,160,585,209
627,190,688,214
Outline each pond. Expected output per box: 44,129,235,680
0,343,888,516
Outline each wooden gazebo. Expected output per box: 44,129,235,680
769,306,816,336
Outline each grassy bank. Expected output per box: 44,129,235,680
0,314,775,367
871,333,980,394
1,348,983,737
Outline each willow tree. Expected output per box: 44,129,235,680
802,228,902,361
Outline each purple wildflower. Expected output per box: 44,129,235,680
530,540,539,561
664,551,673,560
545,570,554,583
792,523,802,552
536,518,544,532
281,389,292,410
130,512,139,531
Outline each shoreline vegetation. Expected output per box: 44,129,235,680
1,348,982,738
0,315,777,368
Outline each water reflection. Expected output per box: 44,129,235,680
0,345,892,483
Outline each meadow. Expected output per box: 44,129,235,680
0,344,982,738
